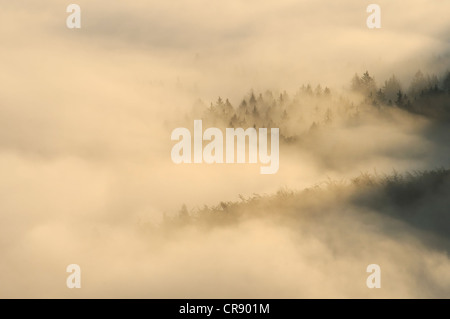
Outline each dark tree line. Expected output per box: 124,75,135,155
188,69,450,143
191,83,357,142
352,70,450,120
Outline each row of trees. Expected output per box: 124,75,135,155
352,70,449,100
191,83,357,141
188,69,450,142
165,169,450,232
352,71,450,119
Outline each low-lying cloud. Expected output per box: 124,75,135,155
0,0,449,298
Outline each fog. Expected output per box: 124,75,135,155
0,0,449,298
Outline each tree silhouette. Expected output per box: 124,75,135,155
395,90,404,107
383,75,402,102
443,72,450,93
352,71,377,96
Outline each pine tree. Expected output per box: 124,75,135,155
409,70,427,97
395,90,404,107
443,71,450,93
383,75,401,102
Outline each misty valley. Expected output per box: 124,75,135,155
1,0,450,299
